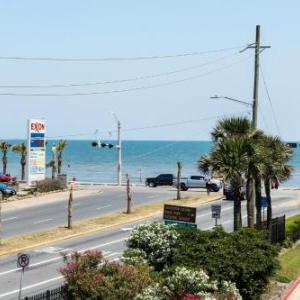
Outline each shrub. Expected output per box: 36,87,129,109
173,227,280,300
36,178,63,193
60,250,152,300
125,223,179,270
286,214,300,242
134,266,241,300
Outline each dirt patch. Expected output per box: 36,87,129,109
0,193,221,256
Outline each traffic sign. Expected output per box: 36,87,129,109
17,253,30,269
261,196,268,208
211,204,221,219
164,220,197,229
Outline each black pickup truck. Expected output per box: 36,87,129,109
145,174,174,187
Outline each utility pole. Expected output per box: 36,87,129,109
117,120,122,186
67,185,73,229
241,25,270,228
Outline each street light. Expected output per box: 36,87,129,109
210,95,252,107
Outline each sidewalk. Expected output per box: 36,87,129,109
281,274,300,300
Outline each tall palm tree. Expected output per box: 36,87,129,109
261,136,293,230
199,137,250,231
12,143,27,180
0,141,11,174
56,140,67,175
210,117,265,228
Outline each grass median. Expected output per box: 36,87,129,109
0,192,222,256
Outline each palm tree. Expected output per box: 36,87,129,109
12,143,27,180
199,137,250,231
176,161,182,200
261,136,293,230
46,160,56,180
56,140,67,175
0,141,11,174
210,117,265,228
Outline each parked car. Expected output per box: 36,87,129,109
0,183,17,197
173,175,222,192
0,173,16,183
223,182,246,200
145,174,174,187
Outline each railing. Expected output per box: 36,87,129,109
23,286,66,300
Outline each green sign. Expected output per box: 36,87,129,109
164,220,197,229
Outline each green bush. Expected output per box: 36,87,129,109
60,250,152,300
286,214,300,242
173,227,280,300
35,178,63,193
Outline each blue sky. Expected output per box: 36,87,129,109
0,0,299,140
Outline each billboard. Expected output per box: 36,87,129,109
27,119,46,185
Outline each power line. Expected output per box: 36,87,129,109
0,55,251,97
0,53,239,89
0,46,244,62
260,64,281,135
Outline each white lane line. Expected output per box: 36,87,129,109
2,217,18,222
96,205,112,210
33,218,53,225
0,238,127,277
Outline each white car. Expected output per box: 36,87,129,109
173,175,222,191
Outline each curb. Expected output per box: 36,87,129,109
281,274,300,300
0,195,223,257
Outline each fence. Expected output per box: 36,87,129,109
23,286,66,300
270,215,285,244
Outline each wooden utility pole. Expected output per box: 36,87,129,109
67,185,73,229
176,161,182,200
126,174,132,214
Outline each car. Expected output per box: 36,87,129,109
145,174,174,187
0,173,16,183
173,175,222,192
0,183,17,197
223,182,246,200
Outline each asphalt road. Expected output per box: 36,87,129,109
1,186,191,237
0,188,299,299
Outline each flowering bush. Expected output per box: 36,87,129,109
125,222,179,270
60,250,152,300
134,266,241,300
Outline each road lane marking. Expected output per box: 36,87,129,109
33,218,53,225
0,238,126,277
96,205,112,210
2,217,18,222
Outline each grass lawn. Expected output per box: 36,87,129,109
276,243,300,283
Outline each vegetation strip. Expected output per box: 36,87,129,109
0,194,221,256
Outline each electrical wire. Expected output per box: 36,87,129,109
0,53,239,89
0,55,251,97
260,65,281,135
0,46,245,62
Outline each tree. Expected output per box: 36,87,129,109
67,185,73,229
260,136,293,230
56,140,67,175
12,143,27,180
126,173,132,214
46,160,56,180
210,117,265,228
199,137,249,231
0,141,11,174
176,161,182,200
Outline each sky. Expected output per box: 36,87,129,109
0,0,299,141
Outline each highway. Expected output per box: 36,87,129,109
1,186,186,237
0,188,299,299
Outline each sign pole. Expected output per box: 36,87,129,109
18,267,24,300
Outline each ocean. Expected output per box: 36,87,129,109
3,140,300,187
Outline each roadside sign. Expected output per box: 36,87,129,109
163,204,196,223
17,253,30,269
261,196,268,208
165,220,197,229
211,204,221,219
